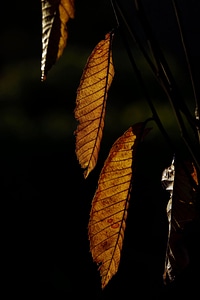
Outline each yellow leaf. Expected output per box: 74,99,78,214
41,0,75,81
88,123,150,288
74,31,115,178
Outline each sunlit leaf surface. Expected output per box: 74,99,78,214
88,123,150,288
75,31,115,178
41,0,75,80
162,158,199,283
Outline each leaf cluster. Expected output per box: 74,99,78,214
40,0,200,289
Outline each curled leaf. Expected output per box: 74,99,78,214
41,0,75,80
75,31,115,178
162,157,199,283
88,123,150,288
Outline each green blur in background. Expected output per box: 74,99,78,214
1,1,199,299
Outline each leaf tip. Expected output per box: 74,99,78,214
83,169,89,179
41,72,47,82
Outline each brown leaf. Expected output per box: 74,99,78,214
74,31,115,178
41,0,75,81
88,123,150,289
162,158,199,283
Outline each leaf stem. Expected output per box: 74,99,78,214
134,0,200,171
121,36,174,149
171,0,200,144
112,0,200,171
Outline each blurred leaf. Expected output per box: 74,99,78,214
75,31,115,178
41,0,75,80
88,123,151,288
161,158,199,283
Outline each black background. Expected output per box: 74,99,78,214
1,1,200,299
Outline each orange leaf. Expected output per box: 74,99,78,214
41,0,75,81
162,158,199,283
74,31,115,178
88,123,150,288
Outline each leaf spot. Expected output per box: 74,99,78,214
107,218,113,223
111,223,119,229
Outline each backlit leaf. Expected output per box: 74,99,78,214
74,31,115,178
161,157,199,283
41,0,75,81
88,123,151,289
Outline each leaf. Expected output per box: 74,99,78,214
41,0,75,81
161,157,199,284
74,31,115,178
88,123,151,289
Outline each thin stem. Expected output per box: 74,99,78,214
110,0,120,28
112,0,200,171
112,0,157,75
172,0,200,143
111,0,175,151
124,35,174,149
114,1,196,133
134,0,200,171
134,0,195,126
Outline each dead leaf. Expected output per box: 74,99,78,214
162,158,199,283
74,31,115,178
41,0,75,81
88,123,150,288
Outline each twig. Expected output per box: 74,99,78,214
172,0,200,143
134,0,200,171
111,0,175,152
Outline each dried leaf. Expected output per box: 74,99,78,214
88,123,150,289
74,31,115,178
41,0,75,81
162,158,199,283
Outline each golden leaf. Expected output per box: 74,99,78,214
162,158,199,283
41,0,75,81
74,31,115,178
88,123,150,289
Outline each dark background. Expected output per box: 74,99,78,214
1,0,200,299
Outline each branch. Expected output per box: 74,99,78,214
134,0,200,171
111,0,174,152
172,0,200,143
